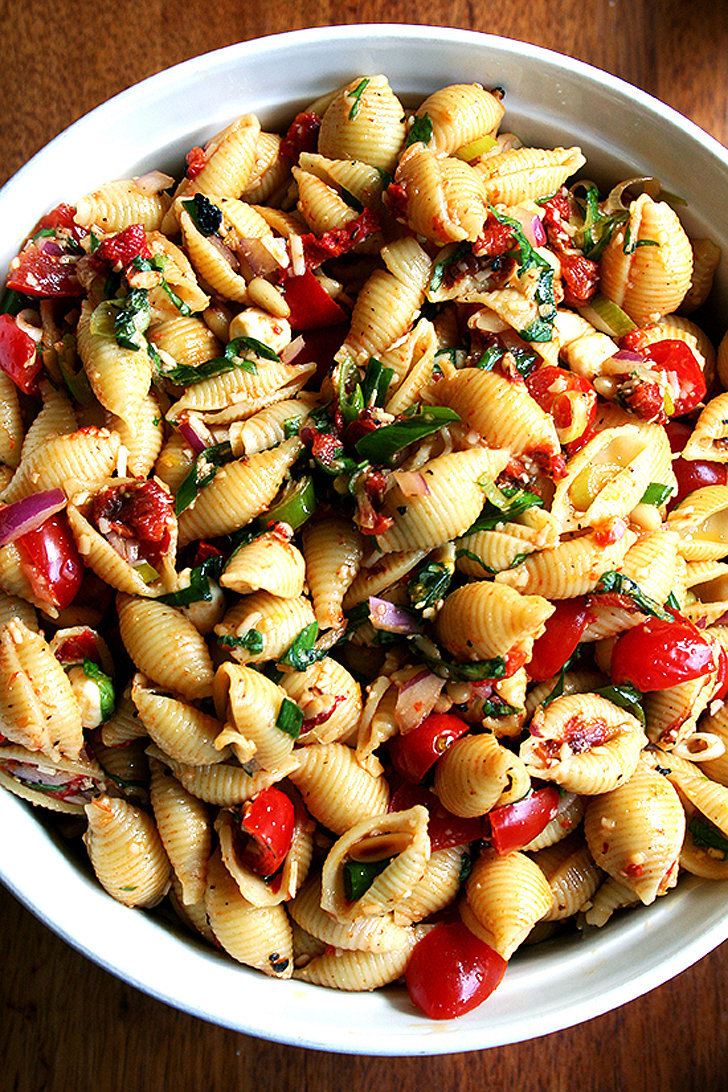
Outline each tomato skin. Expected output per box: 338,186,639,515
96,224,150,267
7,247,83,298
388,782,482,850
0,313,42,395
279,112,321,160
238,786,295,877
611,616,716,691
93,479,173,567
526,597,591,682
405,921,507,1019
389,713,471,783
525,366,597,451
14,512,84,609
488,787,560,855
279,269,346,330
672,457,727,507
713,646,728,703
299,208,380,271
641,339,706,416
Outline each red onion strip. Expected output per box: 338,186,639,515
395,669,445,733
0,489,67,546
392,470,430,497
177,417,210,454
368,596,421,635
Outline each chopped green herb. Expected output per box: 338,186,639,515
463,483,543,534
174,440,233,515
160,554,224,607
665,591,681,610
689,815,728,859
276,697,304,739
623,225,659,255
594,682,646,727
429,242,470,292
407,559,454,612
343,857,392,901
114,288,151,350
218,629,264,653
347,78,371,120
80,659,116,721
355,405,460,464
639,482,674,506
0,287,24,315
283,416,302,439
162,335,278,386
88,232,101,253
406,112,433,148
473,344,504,370
408,634,507,682
279,622,328,671
458,851,474,885
594,571,672,621
519,263,557,343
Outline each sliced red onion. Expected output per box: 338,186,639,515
611,350,645,363
177,417,211,454
237,236,283,277
207,234,239,271
392,470,430,497
368,596,421,635
0,489,66,546
41,240,64,257
134,170,175,195
507,208,546,248
395,669,445,733
530,216,547,246
280,335,306,364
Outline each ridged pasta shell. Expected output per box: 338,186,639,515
214,590,315,665
179,209,250,303
117,594,215,701
463,848,552,959
532,834,601,921
415,83,505,155
302,517,364,630
0,370,22,470
393,144,489,245
298,152,387,209
282,658,362,746
342,549,427,609
149,757,212,906
289,876,412,954
221,531,306,598
84,794,171,907
131,675,225,765
554,309,618,380
288,742,389,834
495,528,637,598
213,663,294,771
667,484,728,562
148,315,221,369
3,426,120,503
434,733,511,818
435,581,553,662
106,390,164,479
318,75,406,172
77,301,152,424
146,744,299,807
599,194,693,326
228,395,317,457
292,929,423,990
391,846,467,925
584,761,684,904
473,146,585,205
75,179,170,231
0,742,107,814
681,393,728,464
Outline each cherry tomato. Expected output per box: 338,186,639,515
714,646,728,703
389,713,471,783
663,419,727,506
526,597,591,682
96,224,150,267
93,480,173,568
665,419,691,454
611,616,716,691
279,112,322,160
280,269,347,330
405,921,507,1019
525,365,597,451
15,511,84,609
488,787,560,855
0,313,42,395
7,246,83,298
389,782,482,850
238,786,295,877
29,203,83,239
642,339,706,416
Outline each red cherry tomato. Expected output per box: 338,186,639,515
641,339,706,416
611,616,716,691
665,419,692,453
279,269,347,331
526,597,591,682
526,365,597,452
6,246,83,298
238,786,295,877
663,420,727,506
488,787,560,855
96,224,150,267
0,313,42,395
93,479,173,569
14,511,84,609
713,646,728,703
389,782,482,850
405,921,507,1019
389,713,471,784
29,203,84,240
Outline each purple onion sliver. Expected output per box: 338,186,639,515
368,596,421,635
0,488,67,546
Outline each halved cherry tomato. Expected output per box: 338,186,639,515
641,339,706,416
405,921,507,1019
389,782,482,850
389,713,471,783
525,365,597,452
6,246,83,298
29,203,85,241
0,313,42,395
14,511,84,609
279,269,346,330
714,646,728,703
526,597,591,682
610,616,716,691
488,787,560,855
664,419,727,507
237,786,295,877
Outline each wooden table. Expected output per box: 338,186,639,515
2,3,728,1089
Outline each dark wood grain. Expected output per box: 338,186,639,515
1,3,727,1089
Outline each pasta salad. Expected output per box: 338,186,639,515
0,73,727,1020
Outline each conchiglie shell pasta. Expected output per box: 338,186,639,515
455,520,554,577
435,368,560,463
320,805,430,921
144,232,210,314
149,757,212,906
0,743,107,814
228,395,316,457
318,75,406,173
521,693,647,794
221,532,306,598
154,432,196,494
581,875,639,926
3,427,120,503
294,168,359,235
289,876,412,954
391,846,467,925
148,315,222,369
667,485,728,562
288,742,389,834
435,581,553,662
415,83,505,155
106,390,164,479
292,930,424,991
216,801,313,908
298,152,387,210
474,146,585,204
179,209,250,303
463,848,552,959
681,394,728,464
302,517,364,630
434,733,511,818
213,663,295,771
18,381,76,465
117,594,215,702
0,620,83,762
0,370,22,469
84,794,171,908
168,359,311,418
0,591,38,633
376,446,510,554
599,194,693,326
240,132,289,204
177,437,302,546
146,744,299,807
205,848,292,978
584,761,684,904
74,179,171,231
495,528,636,598
522,791,585,852
281,658,362,745
644,749,728,839
681,238,722,313
393,144,489,245
342,549,428,609
76,301,152,424
531,835,601,921
214,591,315,665
131,676,225,766
185,115,261,201
553,309,618,380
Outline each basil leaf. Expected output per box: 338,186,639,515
479,699,520,717
594,571,672,621
429,242,470,292
114,288,150,350
463,484,543,534
406,112,433,148
473,344,504,370
639,482,674,506
226,336,281,363
407,559,454,612
354,405,460,463
0,287,25,315
408,634,507,681
665,591,681,610
276,697,304,739
174,441,233,515
163,336,277,386
81,659,116,722
594,682,646,727
160,554,224,606
689,815,728,859
458,850,474,885
343,857,392,901
347,78,370,120
519,263,557,343
218,629,264,653
279,622,328,671
361,357,394,407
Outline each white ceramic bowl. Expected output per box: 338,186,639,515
1,24,728,1055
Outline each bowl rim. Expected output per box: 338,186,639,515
1,22,728,1056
